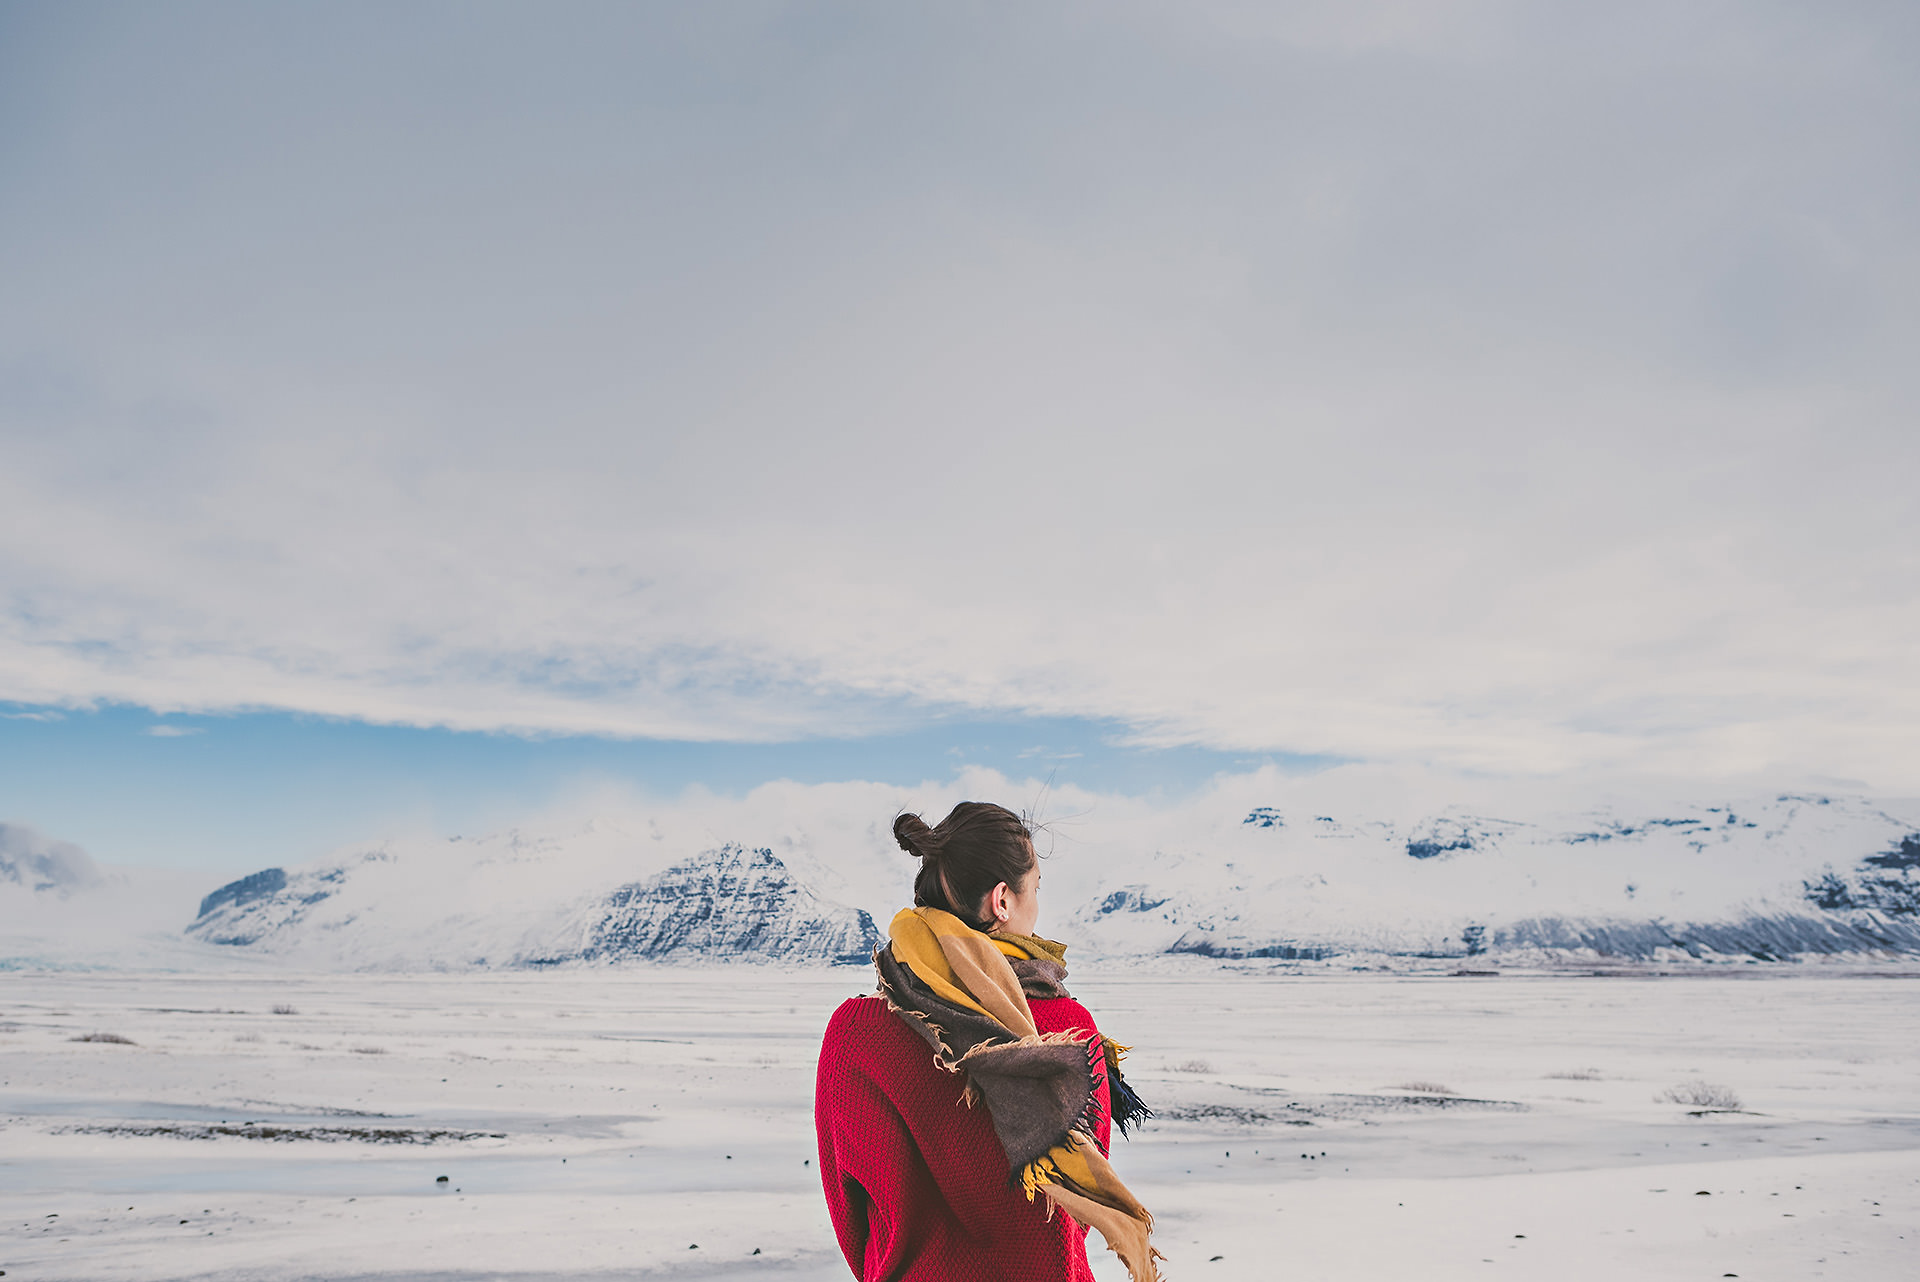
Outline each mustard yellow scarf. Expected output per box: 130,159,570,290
879,906,1163,1282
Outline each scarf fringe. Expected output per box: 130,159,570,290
1039,1182,1166,1282
1099,1036,1154,1139
873,958,973,1095
1015,1125,1101,1201
959,1028,1099,1114
1023,1117,1166,1282
1011,1037,1116,1198
1110,1073,1154,1138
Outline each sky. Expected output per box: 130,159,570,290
3,2,1919,872
0,702,1312,874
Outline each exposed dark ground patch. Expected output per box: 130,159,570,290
1146,1082,1529,1130
59,1123,504,1143
1154,1103,1316,1126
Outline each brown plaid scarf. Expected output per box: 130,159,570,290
876,906,1162,1282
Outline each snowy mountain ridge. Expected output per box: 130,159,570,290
524,843,880,966
182,834,882,969
171,789,1920,969
1070,793,1920,963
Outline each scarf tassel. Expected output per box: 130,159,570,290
1109,1071,1155,1138
1017,1125,1165,1282
1019,1147,1066,1202
1101,1036,1155,1138
1012,1034,1139,1201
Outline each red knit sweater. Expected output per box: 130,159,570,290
814,992,1112,1282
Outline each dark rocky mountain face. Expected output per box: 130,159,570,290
197,868,288,921
1861,833,1920,871
1493,909,1920,961
536,843,880,966
1801,829,1920,928
1094,886,1169,915
187,859,363,947
1166,934,1337,961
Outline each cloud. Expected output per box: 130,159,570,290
0,821,101,894
2,4,1918,784
143,725,202,737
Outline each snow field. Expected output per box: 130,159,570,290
3,969,1916,1280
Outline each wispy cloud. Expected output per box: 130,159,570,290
1,4,1917,785
143,725,203,738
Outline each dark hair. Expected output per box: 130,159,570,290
894,801,1036,930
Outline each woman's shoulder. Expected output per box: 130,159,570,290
823,990,886,1024
1029,994,1100,1038
817,993,941,1093
821,992,905,1047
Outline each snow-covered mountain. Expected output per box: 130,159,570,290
175,788,1920,969
1068,794,1920,964
528,843,879,965
184,832,880,969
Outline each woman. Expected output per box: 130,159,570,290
814,801,1161,1282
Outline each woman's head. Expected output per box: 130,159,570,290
894,801,1040,934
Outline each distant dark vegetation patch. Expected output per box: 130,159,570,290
69,1032,136,1044
1406,838,1472,860
62,1124,503,1143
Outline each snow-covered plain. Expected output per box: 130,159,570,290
3,967,1916,1281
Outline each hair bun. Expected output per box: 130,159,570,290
893,812,936,858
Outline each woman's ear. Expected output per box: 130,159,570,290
988,881,1011,924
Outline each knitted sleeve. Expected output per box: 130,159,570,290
814,997,944,1277
815,1000,874,1275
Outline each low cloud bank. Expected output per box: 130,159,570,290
0,822,101,893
